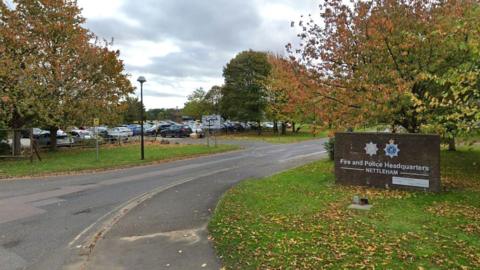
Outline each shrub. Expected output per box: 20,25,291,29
323,137,335,160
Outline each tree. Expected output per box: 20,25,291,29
182,86,224,119
0,0,40,153
266,54,316,134
182,88,209,120
146,108,163,120
0,0,133,151
205,85,223,115
289,0,480,143
146,108,182,121
220,50,272,132
122,96,143,124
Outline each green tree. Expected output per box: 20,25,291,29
205,85,223,115
122,96,143,124
182,88,209,120
220,50,272,131
146,108,163,120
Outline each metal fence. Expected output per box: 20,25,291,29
0,129,37,161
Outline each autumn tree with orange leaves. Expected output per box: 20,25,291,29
290,0,480,148
0,0,133,151
266,54,320,135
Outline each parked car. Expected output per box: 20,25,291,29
107,127,133,138
88,126,109,138
262,122,274,129
125,124,142,136
160,125,192,138
189,123,204,138
70,129,93,140
247,121,260,130
34,132,74,147
219,121,244,132
145,125,157,136
145,123,172,136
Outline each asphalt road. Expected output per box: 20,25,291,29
0,139,327,270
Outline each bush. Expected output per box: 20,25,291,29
323,137,335,160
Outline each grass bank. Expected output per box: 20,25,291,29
219,130,329,144
209,148,480,269
0,143,239,178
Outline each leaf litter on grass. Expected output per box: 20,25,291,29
210,151,480,269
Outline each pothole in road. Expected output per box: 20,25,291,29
2,239,21,249
72,208,92,215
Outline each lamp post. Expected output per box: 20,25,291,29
137,76,147,160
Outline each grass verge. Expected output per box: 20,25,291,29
0,143,239,178
209,147,480,269
219,130,328,144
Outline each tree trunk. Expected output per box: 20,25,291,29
10,110,25,156
257,121,262,135
49,126,58,151
273,121,278,134
448,137,456,151
292,122,296,133
281,122,286,135
12,130,22,156
391,124,397,133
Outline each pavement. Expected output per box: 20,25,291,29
0,138,327,270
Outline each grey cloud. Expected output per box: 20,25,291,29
134,44,230,78
86,18,142,41
120,0,262,50
81,0,313,108
145,91,185,98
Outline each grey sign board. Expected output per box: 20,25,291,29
334,132,441,192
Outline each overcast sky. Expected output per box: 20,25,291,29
77,0,317,109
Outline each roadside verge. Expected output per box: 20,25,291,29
209,149,480,269
0,144,240,180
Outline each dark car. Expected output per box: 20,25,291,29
145,124,171,136
160,125,192,138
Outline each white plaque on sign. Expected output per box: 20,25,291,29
202,115,222,129
392,177,429,188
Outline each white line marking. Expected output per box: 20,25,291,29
278,151,327,163
68,166,235,248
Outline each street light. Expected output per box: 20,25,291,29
137,76,147,160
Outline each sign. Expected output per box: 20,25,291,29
93,118,100,126
334,132,441,192
202,115,222,129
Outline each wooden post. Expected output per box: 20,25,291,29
30,128,34,163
